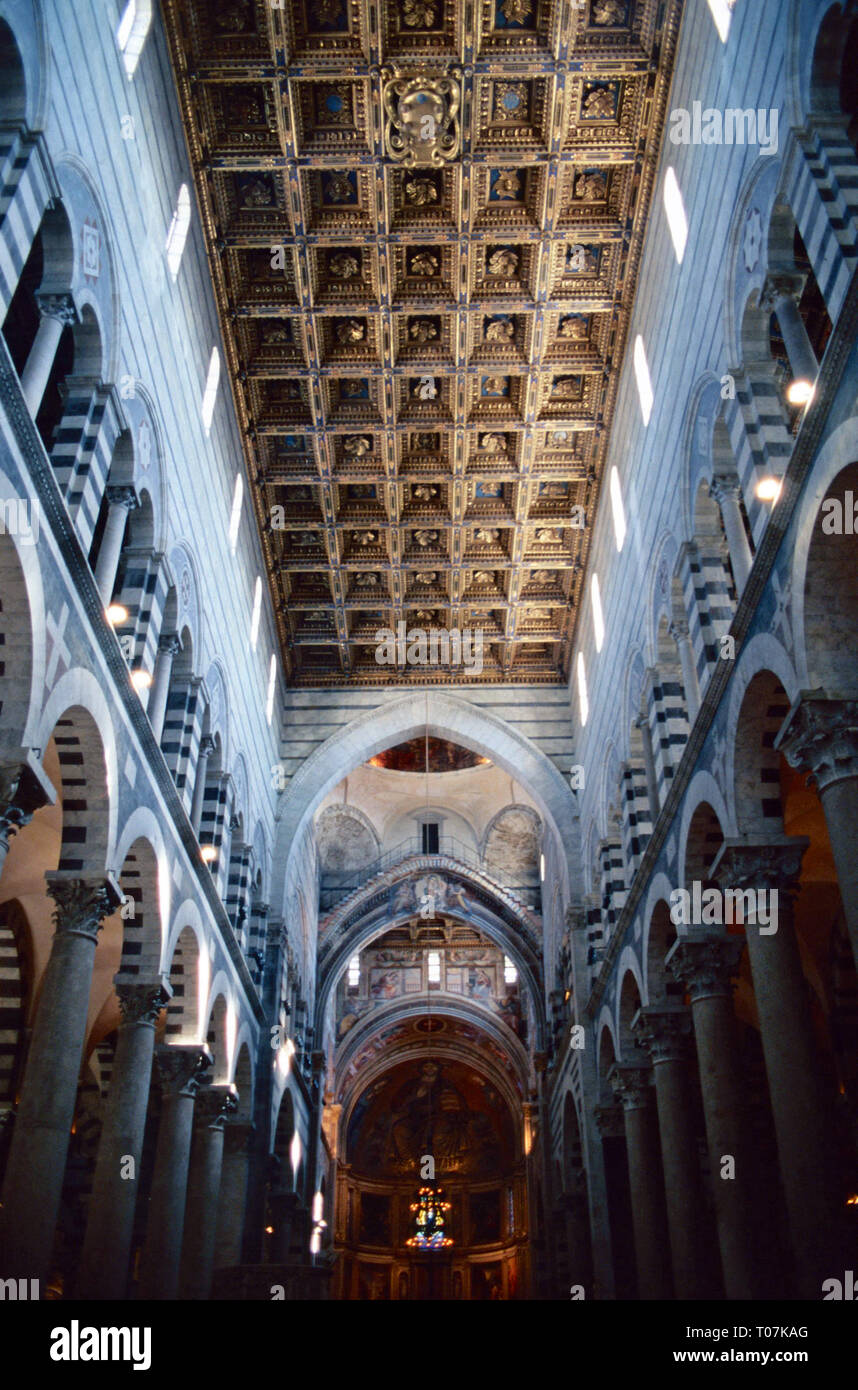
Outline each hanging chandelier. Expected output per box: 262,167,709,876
406,1184,453,1249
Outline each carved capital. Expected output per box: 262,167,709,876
668,617,690,644
251,900,270,919
666,933,744,1003
708,473,742,509
198,734,216,760
608,1062,653,1111
154,1043,212,1098
36,292,76,327
0,761,51,853
223,1120,255,1156
105,484,139,512
194,1082,239,1129
593,1103,625,1138
632,1005,692,1065
759,272,804,313
117,979,172,1027
712,836,808,896
158,633,182,658
776,692,858,794
565,903,588,934
45,872,122,941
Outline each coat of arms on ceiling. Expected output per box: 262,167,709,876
381,65,462,167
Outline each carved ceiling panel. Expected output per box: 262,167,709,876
163,0,682,684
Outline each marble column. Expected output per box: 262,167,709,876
776,693,858,974
136,1044,211,1301
669,617,701,724
190,734,215,833
20,293,76,415
213,1120,255,1271
633,1005,712,1299
0,872,121,1282
0,759,52,877
666,933,757,1299
146,634,180,743
713,836,840,1296
709,475,753,595
94,485,138,603
761,272,819,389
76,979,171,1299
609,1063,673,1299
179,1083,238,1299
564,1170,592,1295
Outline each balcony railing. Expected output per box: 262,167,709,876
319,834,541,913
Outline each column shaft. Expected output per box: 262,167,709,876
179,1085,237,1299
715,838,841,1296
21,298,73,414
76,982,170,1299
667,936,759,1299
0,874,119,1282
136,1045,211,1300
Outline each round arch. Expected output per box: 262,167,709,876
276,691,578,913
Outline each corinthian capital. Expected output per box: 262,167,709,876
194,1082,239,1129
775,692,858,793
632,1005,692,1064
608,1062,653,1111
154,1043,212,1098
117,979,172,1027
759,272,803,312
0,760,52,853
665,933,744,1003
45,872,122,940
36,292,76,327
712,835,808,895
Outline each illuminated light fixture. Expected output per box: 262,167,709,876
577,651,589,727
310,1226,322,1256
312,1192,324,1225
265,1225,274,1235
785,377,815,407
609,466,626,551
847,1193,858,1207
706,0,733,43
564,989,571,1002
539,853,545,880
106,603,128,625
663,167,688,264
406,1184,453,1249
755,476,782,503
200,844,218,864
290,1131,301,1177
591,572,605,652
130,668,152,693
633,334,654,426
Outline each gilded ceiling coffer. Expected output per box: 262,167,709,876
381,65,462,167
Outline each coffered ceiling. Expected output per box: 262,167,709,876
163,0,682,685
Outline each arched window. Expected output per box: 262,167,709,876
577,652,589,727
266,653,277,725
116,0,153,79
609,465,626,551
228,472,243,553
201,346,220,436
165,184,191,279
590,571,605,652
250,576,262,650
663,166,688,264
